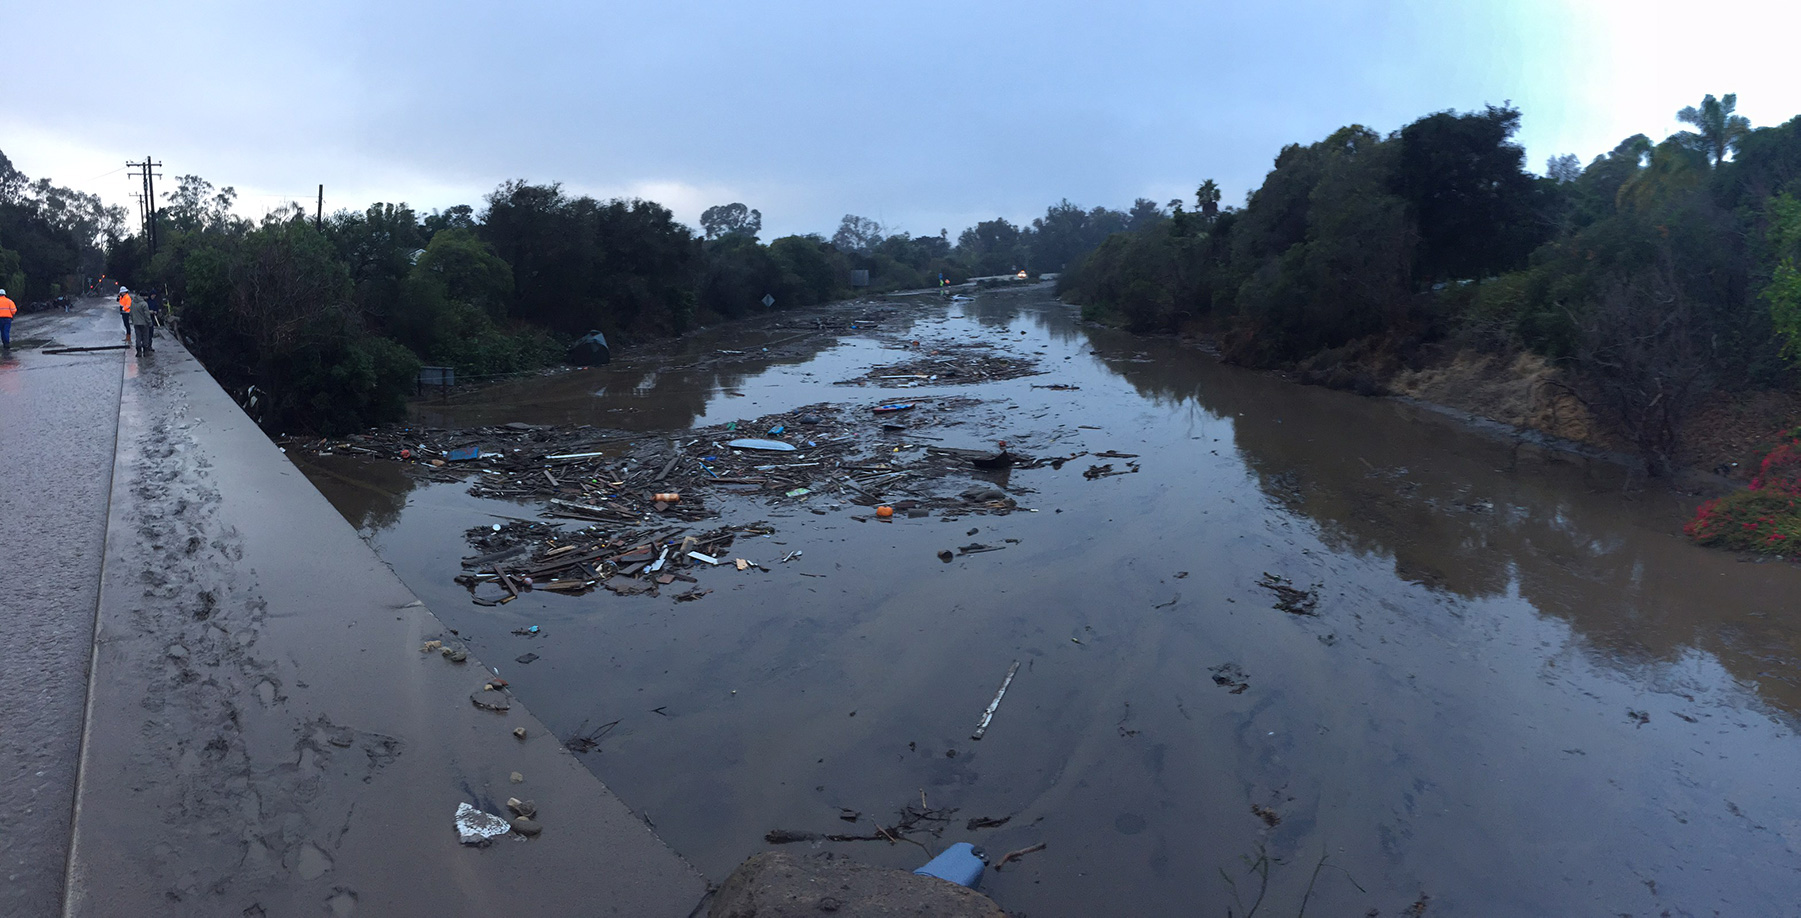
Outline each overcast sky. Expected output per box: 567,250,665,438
6,0,1800,240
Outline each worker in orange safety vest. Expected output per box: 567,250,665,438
118,286,133,344
0,287,16,351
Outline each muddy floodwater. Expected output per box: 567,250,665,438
297,288,1801,916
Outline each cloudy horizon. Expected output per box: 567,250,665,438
7,0,1800,240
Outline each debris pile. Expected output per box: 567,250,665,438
454,521,776,602
290,392,1094,603
289,397,1033,519
1256,572,1320,615
837,343,1043,388
766,794,962,847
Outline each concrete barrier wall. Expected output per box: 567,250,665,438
65,335,704,915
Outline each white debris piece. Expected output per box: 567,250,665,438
456,802,512,845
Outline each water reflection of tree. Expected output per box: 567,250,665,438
1085,323,1801,717
412,325,852,431
294,455,417,533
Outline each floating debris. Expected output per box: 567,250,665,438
995,842,1047,871
972,660,1022,740
565,719,619,754
1084,462,1140,480
1256,573,1320,616
1209,662,1251,694
726,438,797,452
296,395,1060,609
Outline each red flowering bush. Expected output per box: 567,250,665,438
1751,441,1801,496
1687,429,1801,553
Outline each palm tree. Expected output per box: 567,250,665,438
1194,179,1222,217
1194,179,1221,208
1676,93,1751,166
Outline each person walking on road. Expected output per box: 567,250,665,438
118,287,134,345
131,292,154,356
0,288,15,351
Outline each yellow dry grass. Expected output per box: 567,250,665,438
1390,351,1600,444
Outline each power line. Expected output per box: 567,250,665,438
83,164,129,182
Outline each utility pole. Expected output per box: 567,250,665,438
316,184,323,229
129,192,147,241
125,156,164,255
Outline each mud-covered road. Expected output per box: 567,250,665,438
298,287,1801,916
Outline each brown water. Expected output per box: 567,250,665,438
298,288,1801,916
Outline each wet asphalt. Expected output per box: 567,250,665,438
0,300,127,917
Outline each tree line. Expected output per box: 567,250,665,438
72,170,1159,433
1061,95,1801,473
0,151,122,301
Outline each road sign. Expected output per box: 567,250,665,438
761,294,775,308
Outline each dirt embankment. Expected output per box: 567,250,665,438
1675,390,1801,476
1389,351,1597,443
1187,325,1801,481
1387,350,1801,479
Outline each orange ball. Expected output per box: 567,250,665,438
876,506,894,518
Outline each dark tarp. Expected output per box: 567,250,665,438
567,330,611,366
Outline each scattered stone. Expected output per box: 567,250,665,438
510,772,524,784
506,797,537,818
513,727,528,740
515,652,539,664
510,816,542,837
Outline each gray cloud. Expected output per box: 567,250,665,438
6,0,1798,239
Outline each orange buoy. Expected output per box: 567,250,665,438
654,492,681,503
876,506,894,518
